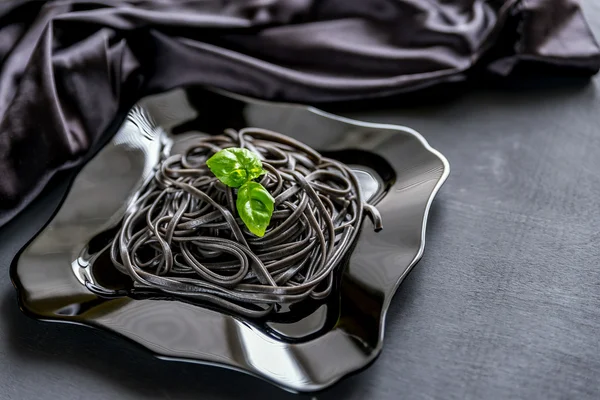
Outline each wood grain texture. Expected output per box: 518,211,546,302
2,3,600,399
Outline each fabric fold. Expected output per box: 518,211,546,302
0,0,598,226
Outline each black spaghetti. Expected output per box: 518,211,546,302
110,127,382,317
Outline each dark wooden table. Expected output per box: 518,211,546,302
1,3,600,399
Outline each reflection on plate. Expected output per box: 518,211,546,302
11,87,449,393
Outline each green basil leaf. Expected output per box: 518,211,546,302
206,148,265,188
236,181,274,237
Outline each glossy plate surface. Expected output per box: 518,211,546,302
11,87,449,393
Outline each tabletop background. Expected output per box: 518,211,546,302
2,2,600,399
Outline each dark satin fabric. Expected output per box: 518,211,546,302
0,0,598,226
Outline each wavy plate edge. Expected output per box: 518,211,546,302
9,88,450,393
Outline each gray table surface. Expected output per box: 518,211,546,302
2,3,600,399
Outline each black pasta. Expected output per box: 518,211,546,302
111,127,382,317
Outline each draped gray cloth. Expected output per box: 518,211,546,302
0,0,598,226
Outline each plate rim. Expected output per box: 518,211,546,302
10,87,450,393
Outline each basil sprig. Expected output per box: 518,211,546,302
207,148,274,237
